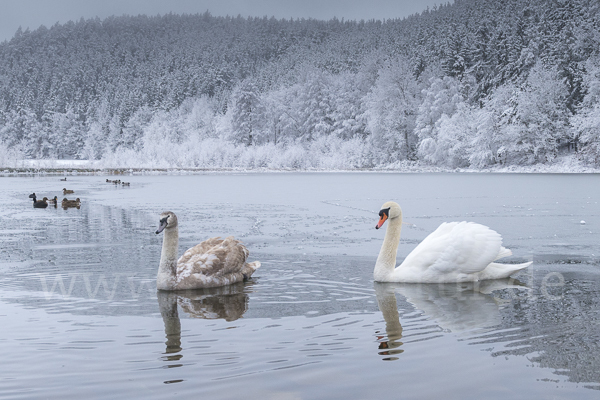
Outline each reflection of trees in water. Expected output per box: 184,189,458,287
4,201,157,277
3,202,161,307
158,282,251,364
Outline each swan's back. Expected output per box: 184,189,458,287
397,222,513,282
176,236,259,285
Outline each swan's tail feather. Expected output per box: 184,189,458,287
495,246,512,261
248,261,261,270
483,261,532,280
242,261,261,279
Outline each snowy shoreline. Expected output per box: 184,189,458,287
2,156,599,175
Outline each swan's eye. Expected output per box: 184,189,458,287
160,216,169,225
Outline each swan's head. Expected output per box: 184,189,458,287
376,201,401,229
156,211,178,234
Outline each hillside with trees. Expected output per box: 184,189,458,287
0,0,599,169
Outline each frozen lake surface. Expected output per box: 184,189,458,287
1,172,599,399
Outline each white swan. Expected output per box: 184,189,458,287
155,211,261,290
374,201,531,283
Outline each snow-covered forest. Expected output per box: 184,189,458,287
0,0,599,169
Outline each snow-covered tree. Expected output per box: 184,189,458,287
364,57,422,164
229,80,265,145
416,76,465,164
501,62,571,164
572,56,600,164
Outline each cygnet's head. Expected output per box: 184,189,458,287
376,201,401,229
156,211,178,234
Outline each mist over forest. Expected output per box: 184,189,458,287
0,0,599,170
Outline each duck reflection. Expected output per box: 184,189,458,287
374,279,526,361
157,282,251,361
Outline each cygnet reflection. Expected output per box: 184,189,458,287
157,282,251,359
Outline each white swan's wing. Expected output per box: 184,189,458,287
400,222,503,276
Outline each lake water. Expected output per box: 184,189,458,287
0,172,599,399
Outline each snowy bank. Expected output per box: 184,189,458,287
2,154,599,174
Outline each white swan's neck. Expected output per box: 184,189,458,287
158,226,179,290
374,214,402,281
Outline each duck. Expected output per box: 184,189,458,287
106,179,111,183
60,177,67,181
45,196,58,208
62,197,81,208
374,201,531,283
28,193,48,208
43,196,58,204
42,196,58,208
155,211,261,290
63,188,74,194
122,182,130,186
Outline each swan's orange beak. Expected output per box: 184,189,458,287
376,214,387,229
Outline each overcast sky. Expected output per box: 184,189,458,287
0,0,444,42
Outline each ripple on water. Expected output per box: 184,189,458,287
2,174,600,399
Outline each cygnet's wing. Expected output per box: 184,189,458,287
176,236,249,279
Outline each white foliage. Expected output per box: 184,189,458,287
468,107,501,168
416,76,465,164
364,57,421,164
502,62,571,164
0,140,24,167
573,57,600,164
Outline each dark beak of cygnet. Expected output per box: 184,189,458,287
156,217,168,234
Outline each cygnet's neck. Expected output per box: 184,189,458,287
158,225,179,289
374,215,402,281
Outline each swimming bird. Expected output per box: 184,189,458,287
28,193,48,208
45,196,58,208
155,211,261,290
60,177,67,181
62,197,81,208
42,196,58,208
63,188,74,194
122,182,130,186
374,201,531,283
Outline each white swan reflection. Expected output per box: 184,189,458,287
374,279,526,360
374,283,404,361
157,283,251,360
